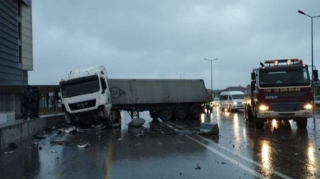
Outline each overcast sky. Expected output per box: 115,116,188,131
29,0,320,90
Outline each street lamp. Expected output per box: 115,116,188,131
204,58,218,99
175,72,185,79
298,10,320,121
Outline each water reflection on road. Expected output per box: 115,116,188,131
211,106,320,179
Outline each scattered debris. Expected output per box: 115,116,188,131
75,124,106,133
34,134,46,139
57,126,76,133
51,150,57,153
77,142,90,148
8,142,19,149
128,118,146,127
221,162,226,164
199,122,219,135
195,165,201,170
118,138,123,141
39,147,42,150
33,141,38,145
50,139,82,146
4,151,14,155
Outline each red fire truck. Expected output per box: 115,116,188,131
244,58,318,129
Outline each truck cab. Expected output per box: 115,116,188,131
59,65,115,126
244,58,318,129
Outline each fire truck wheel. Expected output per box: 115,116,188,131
296,118,307,129
247,110,254,123
254,117,264,129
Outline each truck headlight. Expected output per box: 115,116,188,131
304,103,313,110
233,101,237,105
259,104,269,111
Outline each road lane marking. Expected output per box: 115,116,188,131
187,135,265,178
164,121,293,179
104,131,116,179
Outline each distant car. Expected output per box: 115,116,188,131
314,96,320,107
212,97,220,107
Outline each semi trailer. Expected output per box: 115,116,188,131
59,65,212,126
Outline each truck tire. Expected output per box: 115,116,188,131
189,104,202,119
254,112,264,129
247,110,254,123
296,118,307,129
174,106,188,120
159,108,172,121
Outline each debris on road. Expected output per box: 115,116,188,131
118,138,123,141
57,126,76,133
199,122,219,135
50,139,83,146
77,142,90,148
34,134,46,139
195,164,201,170
76,124,106,133
128,118,145,127
8,142,19,149
4,151,14,155
51,150,57,153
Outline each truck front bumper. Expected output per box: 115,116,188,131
257,110,312,119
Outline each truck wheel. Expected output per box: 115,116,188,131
189,104,202,119
254,116,264,129
159,108,172,121
296,118,307,129
247,110,254,123
174,106,187,120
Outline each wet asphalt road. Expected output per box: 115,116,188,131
1,107,320,179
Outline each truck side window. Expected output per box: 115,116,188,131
100,78,107,91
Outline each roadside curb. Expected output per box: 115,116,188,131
0,113,65,149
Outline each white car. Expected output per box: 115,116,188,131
212,97,220,107
219,91,244,112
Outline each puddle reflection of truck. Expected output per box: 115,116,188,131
59,65,211,126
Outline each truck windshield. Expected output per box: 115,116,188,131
259,67,310,87
60,75,100,98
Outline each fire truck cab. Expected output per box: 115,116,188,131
244,58,318,129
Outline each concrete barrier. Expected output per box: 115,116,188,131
0,113,65,149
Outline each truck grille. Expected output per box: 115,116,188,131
69,99,96,111
266,92,307,102
270,102,301,112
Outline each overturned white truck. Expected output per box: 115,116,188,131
59,65,211,126
59,65,120,127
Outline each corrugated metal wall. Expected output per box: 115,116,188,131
108,79,211,105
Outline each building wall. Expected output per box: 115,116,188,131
0,0,32,86
0,0,32,114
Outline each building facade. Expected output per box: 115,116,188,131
0,0,33,114
0,0,32,86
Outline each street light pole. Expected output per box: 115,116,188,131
204,58,218,99
298,10,320,121
175,72,185,79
